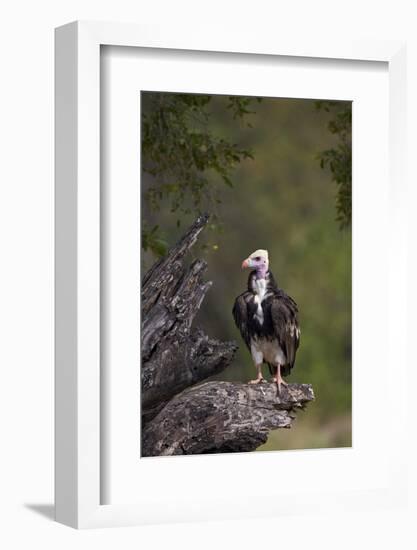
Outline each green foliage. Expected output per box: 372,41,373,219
315,101,352,228
142,92,258,256
142,221,168,258
227,95,262,123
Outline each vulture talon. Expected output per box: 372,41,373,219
248,377,265,385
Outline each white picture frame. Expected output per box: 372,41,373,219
55,21,407,529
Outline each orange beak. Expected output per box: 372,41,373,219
241,259,249,269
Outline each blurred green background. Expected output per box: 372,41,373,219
142,93,352,451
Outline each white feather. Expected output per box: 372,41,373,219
250,337,286,366
251,276,271,324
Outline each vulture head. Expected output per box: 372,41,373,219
241,249,269,278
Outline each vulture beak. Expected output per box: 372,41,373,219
241,259,250,269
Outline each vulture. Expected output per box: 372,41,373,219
232,249,300,393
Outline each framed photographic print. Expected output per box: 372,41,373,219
55,21,408,528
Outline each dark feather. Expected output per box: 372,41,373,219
232,292,252,350
270,295,300,375
232,270,300,377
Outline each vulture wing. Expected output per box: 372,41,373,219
270,293,300,375
232,292,252,351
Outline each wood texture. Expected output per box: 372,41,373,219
142,381,315,456
141,213,238,421
141,214,314,454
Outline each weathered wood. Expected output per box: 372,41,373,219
142,212,210,315
142,381,315,456
141,213,238,421
142,329,237,421
141,258,210,362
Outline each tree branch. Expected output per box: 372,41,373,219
142,381,315,456
142,212,210,311
142,330,237,422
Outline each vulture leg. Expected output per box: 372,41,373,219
274,364,288,395
248,363,265,384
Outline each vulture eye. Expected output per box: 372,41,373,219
255,256,261,261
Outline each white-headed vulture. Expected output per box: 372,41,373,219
232,249,300,393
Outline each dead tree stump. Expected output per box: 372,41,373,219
141,213,314,455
